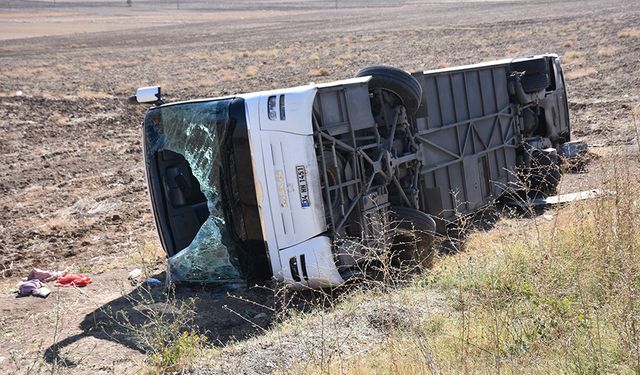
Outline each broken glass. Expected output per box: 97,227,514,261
144,99,244,285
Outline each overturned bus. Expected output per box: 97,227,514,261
133,54,578,288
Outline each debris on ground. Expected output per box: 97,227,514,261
17,279,52,298
504,189,606,209
532,189,605,206
31,287,51,298
144,277,163,287
54,274,92,287
128,268,143,285
17,279,44,297
27,268,67,282
16,268,84,298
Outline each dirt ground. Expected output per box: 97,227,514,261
1,0,639,373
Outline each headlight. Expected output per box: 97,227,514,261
268,95,277,120
268,94,286,121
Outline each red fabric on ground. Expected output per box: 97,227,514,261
54,274,92,287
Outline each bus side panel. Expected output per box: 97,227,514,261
413,66,518,222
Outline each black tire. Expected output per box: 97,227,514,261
389,206,436,271
356,65,422,115
510,58,548,75
520,73,550,93
527,149,561,197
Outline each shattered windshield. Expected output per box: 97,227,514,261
144,99,243,284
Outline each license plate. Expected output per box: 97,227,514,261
296,165,311,208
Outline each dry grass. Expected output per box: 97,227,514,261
256,49,280,58
50,112,68,125
597,46,622,57
504,29,530,39
562,50,582,64
332,58,345,67
109,290,208,375
196,78,215,88
618,28,640,38
295,150,640,374
244,66,259,77
507,46,521,55
237,49,280,59
5,66,59,81
309,68,330,77
218,69,237,82
565,67,598,80
129,240,166,270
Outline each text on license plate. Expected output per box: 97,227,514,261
296,165,311,208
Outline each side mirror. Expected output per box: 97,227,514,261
128,86,163,105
